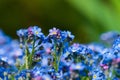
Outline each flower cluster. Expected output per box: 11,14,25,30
0,30,23,79
0,26,120,80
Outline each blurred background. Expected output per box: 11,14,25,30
0,0,120,43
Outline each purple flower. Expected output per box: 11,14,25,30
49,27,60,36
100,64,109,70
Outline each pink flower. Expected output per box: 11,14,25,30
100,64,109,70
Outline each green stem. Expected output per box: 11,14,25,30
53,42,58,72
29,40,35,68
24,39,29,69
57,45,63,71
53,42,63,72
53,52,58,72
25,55,29,69
24,39,30,79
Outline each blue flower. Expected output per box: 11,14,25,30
113,37,120,52
92,69,106,80
0,67,7,78
69,43,93,55
88,43,105,54
0,30,11,45
66,31,74,40
42,42,53,54
17,29,27,38
42,74,52,80
113,77,120,80
2,27,120,79
61,31,74,41
100,31,119,44
32,26,45,38
15,70,30,79
69,43,81,53
70,63,85,71
31,66,42,77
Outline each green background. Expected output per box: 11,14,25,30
0,0,120,43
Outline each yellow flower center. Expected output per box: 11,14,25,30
90,60,93,64
93,75,97,79
76,65,81,69
52,31,57,35
35,31,39,34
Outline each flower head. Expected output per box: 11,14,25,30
70,63,85,71
17,29,27,37
100,31,119,44
32,26,44,38
92,69,106,80
61,31,74,41
49,27,60,36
